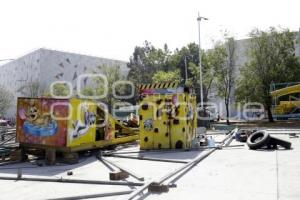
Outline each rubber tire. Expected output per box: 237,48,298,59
235,131,241,141
247,131,270,150
269,136,291,149
239,134,248,143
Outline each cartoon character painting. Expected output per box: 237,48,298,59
71,102,96,138
19,99,58,137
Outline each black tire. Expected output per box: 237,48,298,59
269,136,292,149
239,131,248,142
239,134,247,143
247,131,270,150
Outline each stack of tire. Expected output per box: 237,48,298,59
247,130,292,150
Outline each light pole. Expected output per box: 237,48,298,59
197,13,208,109
184,56,188,82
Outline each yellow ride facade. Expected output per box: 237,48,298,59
271,84,300,115
138,83,197,150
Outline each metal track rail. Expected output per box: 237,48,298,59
48,190,134,200
99,156,145,181
105,154,189,164
0,176,144,186
126,129,237,200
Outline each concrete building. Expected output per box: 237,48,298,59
0,48,129,118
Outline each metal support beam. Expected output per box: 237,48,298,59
98,157,115,172
127,130,235,200
48,190,134,200
104,144,244,155
0,136,16,147
99,156,145,181
0,176,144,186
105,154,189,164
104,149,191,155
0,160,22,166
224,128,239,147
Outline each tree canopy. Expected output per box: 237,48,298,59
152,70,181,83
127,41,173,84
0,85,13,117
236,27,300,121
127,41,219,103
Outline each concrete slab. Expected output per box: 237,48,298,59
144,134,300,200
0,132,299,200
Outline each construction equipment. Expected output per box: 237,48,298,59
138,83,197,150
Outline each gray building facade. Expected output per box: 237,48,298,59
0,48,128,118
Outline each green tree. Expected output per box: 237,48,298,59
17,80,41,97
171,43,218,103
90,65,126,110
45,83,70,97
171,43,200,82
152,70,181,83
127,41,173,85
81,87,95,96
236,27,300,122
0,85,13,117
127,41,230,107
188,45,227,103
214,38,236,125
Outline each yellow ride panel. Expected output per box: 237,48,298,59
139,86,197,150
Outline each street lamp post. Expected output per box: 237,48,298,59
197,13,208,109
